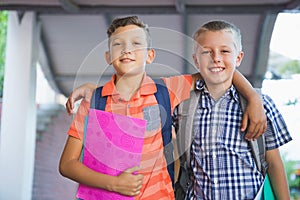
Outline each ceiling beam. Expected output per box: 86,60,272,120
252,12,278,87
38,27,62,94
285,0,300,10
175,0,186,14
1,4,297,15
58,0,80,13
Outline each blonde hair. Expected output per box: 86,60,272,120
193,20,242,52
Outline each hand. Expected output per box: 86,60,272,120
241,97,267,140
112,166,144,196
65,83,98,115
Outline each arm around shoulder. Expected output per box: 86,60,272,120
232,70,267,140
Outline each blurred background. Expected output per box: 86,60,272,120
0,1,299,199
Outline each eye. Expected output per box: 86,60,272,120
112,42,121,46
201,50,211,55
221,50,231,53
133,41,142,46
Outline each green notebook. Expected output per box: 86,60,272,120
262,174,275,200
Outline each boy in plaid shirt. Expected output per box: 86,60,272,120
180,20,292,200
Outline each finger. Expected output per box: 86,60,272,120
134,185,142,195
240,113,248,132
253,121,267,140
263,121,267,133
133,190,140,196
137,181,143,187
135,180,143,188
65,99,73,115
248,128,259,140
244,123,256,140
69,97,75,112
124,166,141,174
246,123,262,140
68,100,74,115
85,91,93,103
65,101,69,114
125,187,140,197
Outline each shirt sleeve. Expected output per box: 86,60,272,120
67,100,90,140
263,94,293,150
162,75,193,112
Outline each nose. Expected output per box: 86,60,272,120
121,43,133,54
211,51,221,63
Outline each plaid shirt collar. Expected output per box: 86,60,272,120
195,79,240,106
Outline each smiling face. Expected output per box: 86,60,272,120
105,25,155,78
193,29,244,90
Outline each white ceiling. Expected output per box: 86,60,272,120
1,0,300,96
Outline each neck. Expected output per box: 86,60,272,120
115,73,144,100
206,83,231,101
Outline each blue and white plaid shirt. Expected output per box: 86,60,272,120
184,80,292,200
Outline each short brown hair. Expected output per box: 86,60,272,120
107,16,151,48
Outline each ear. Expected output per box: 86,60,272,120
192,53,200,68
146,49,156,64
105,51,111,65
235,51,244,68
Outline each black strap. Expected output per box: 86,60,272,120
90,87,106,110
153,78,174,185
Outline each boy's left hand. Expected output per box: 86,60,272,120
65,83,98,115
241,99,267,140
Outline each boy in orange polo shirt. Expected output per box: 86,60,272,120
59,16,266,200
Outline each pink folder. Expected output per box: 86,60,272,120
77,108,146,200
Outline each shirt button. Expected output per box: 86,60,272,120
214,179,218,184
212,153,217,159
127,104,130,108
212,128,217,134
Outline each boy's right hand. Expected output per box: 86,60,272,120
65,83,98,115
113,166,144,196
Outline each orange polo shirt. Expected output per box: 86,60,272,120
68,73,192,200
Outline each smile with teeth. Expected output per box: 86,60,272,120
210,67,224,72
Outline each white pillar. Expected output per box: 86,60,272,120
0,11,38,200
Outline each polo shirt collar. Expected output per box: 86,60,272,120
101,73,157,98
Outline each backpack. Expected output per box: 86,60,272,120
90,78,175,185
174,89,268,199
239,89,268,177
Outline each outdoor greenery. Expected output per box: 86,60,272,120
279,60,300,76
0,11,8,97
282,154,300,199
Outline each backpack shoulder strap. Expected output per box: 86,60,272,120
90,86,106,110
177,90,201,166
153,78,172,146
175,90,201,193
153,78,174,185
81,86,105,164
238,88,268,177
